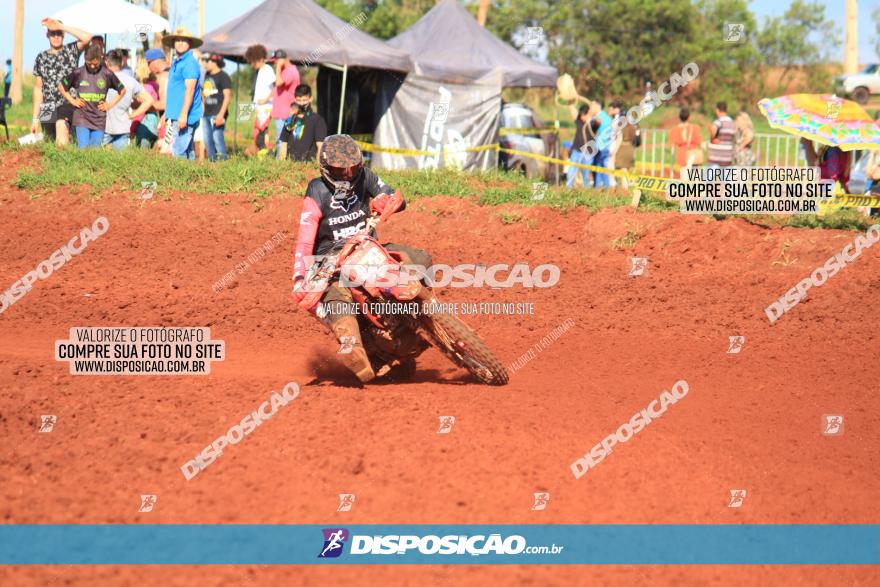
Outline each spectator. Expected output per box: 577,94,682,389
4,59,10,98
245,44,274,154
592,101,613,187
138,49,168,148
268,49,300,158
118,49,134,77
103,49,153,150
58,43,126,149
90,35,105,53
201,53,232,161
734,111,756,166
707,101,736,167
819,146,850,193
192,49,207,161
277,84,327,161
31,17,91,145
609,99,637,189
802,139,850,192
565,101,596,188
132,71,160,148
162,27,204,160
670,107,702,169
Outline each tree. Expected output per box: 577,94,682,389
689,0,761,114
757,0,840,96
316,0,435,40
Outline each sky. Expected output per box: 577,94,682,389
3,0,880,71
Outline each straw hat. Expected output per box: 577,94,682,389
162,27,203,49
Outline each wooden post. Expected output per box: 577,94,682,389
11,0,24,104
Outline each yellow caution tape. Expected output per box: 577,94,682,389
499,126,559,136
357,141,500,157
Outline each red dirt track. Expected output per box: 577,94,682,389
0,150,878,585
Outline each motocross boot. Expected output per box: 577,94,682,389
330,315,375,383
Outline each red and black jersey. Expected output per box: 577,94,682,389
293,169,403,280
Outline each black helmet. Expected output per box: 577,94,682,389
320,134,364,199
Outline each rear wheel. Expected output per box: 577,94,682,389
423,311,509,385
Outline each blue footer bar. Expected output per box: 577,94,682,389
0,525,877,564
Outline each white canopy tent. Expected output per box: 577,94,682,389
51,0,170,35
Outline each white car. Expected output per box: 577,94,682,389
834,64,880,104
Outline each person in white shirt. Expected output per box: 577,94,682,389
245,44,274,155
103,49,154,149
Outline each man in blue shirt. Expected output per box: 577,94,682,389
162,27,203,159
593,102,613,188
4,59,11,98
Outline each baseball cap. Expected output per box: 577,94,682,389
145,48,165,62
268,49,287,62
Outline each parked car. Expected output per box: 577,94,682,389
498,103,558,180
834,64,880,105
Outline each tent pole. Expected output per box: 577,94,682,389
233,61,239,156
337,64,348,134
555,91,560,185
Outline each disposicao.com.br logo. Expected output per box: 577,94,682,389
318,529,563,558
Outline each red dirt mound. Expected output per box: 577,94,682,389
0,156,877,585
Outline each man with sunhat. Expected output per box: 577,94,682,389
268,49,300,158
162,27,203,159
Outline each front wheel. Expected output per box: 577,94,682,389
423,311,509,385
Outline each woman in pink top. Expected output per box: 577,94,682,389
268,49,301,158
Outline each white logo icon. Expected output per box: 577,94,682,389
526,26,544,45
337,493,356,512
629,257,649,277
727,335,745,354
822,414,844,436
532,181,548,201
39,415,57,433
438,416,455,434
430,102,449,122
727,489,746,508
725,23,745,43
531,492,550,511
138,494,157,512
134,24,152,42
140,181,156,200
825,99,842,120
338,335,356,355
238,103,255,121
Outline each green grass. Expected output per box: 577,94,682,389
11,142,308,198
2,142,873,230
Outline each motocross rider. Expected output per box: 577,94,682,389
292,134,432,383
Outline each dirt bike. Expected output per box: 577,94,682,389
297,217,508,386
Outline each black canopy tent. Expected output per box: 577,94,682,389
200,0,412,138
387,0,557,88
371,0,559,172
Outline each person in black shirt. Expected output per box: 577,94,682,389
566,102,598,188
278,84,327,161
201,53,231,161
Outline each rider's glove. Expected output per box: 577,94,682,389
370,190,404,221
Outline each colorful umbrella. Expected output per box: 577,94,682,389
757,94,880,151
